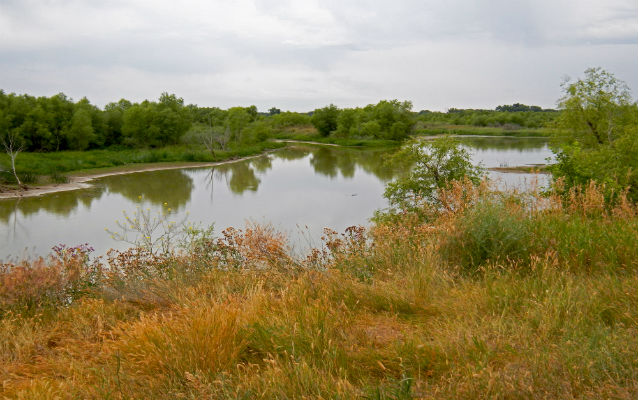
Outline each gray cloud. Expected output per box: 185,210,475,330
0,0,636,110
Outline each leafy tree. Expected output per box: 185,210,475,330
66,108,95,150
241,120,273,144
268,107,281,116
335,108,358,137
383,136,484,212
311,104,340,136
103,99,131,147
557,67,634,146
270,111,311,128
246,105,258,122
551,68,638,201
121,94,191,147
226,107,252,142
370,100,414,140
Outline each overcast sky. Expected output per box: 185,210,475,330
1,0,636,111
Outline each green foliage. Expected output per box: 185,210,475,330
226,107,253,142
241,120,274,144
122,93,192,148
417,107,558,130
369,100,414,140
269,111,311,129
557,67,634,146
383,136,484,212
268,107,281,115
66,108,95,150
495,103,546,112
311,104,339,136
551,68,638,202
311,100,415,140
441,197,531,274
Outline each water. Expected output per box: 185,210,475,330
0,137,553,261
457,136,553,190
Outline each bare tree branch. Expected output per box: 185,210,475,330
1,131,25,189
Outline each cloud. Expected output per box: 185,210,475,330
0,0,636,110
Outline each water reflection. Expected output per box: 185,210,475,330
101,169,194,208
0,188,104,223
0,140,552,260
284,145,404,182
213,162,261,194
455,136,549,151
0,142,547,225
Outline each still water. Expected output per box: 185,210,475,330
0,137,553,261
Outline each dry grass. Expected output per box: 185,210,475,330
1,182,636,399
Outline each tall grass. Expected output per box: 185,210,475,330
0,182,636,398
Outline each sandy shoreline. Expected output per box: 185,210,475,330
0,152,275,200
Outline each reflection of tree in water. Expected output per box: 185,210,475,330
213,162,261,195
304,146,407,182
335,151,355,178
103,169,193,208
251,156,272,173
0,188,103,222
273,146,309,161
0,200,15,223
0,189,104,242
457,137,549,151
354,149,408,182
309,147,339,178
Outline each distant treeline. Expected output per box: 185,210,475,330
0,89,556,152
417,104,558,129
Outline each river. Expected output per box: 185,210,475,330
0,137,553,261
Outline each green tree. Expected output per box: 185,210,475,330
335,108,358,137
551,68,638,201
558,67,634,146
226,107,252,142
311,104,340,137
66,108,95,150
383,136,484,212
371,100,414,140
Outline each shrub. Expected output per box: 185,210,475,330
441,197,531,273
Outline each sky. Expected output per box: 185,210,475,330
0,0,637,111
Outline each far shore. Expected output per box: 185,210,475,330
0,152,278,200
0,140,359,200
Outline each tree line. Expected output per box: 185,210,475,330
1,89,561,154
417,106,559,129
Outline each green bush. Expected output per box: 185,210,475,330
442,198,531,273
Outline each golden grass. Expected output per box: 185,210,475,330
0,182,636,398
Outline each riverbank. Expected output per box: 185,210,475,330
0,151,281,200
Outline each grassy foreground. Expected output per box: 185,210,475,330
0,182,636,398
